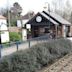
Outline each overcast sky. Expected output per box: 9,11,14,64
0,0,72,15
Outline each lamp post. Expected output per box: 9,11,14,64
7,0,11,27
48,3,50,29
45,2,50,29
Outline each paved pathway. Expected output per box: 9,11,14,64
1,40,47,57
39,53,72,72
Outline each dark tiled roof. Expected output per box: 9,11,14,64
22,14,29,19
22,11,35,20
43,11,71,25
40,12,58,25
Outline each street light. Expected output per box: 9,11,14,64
44,2,50,29
7,0,11,27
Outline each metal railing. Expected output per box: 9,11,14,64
0,35,51,58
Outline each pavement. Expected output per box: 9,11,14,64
0,40,47,57
39,53,72,72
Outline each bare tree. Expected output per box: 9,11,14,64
63,0,72,21
11,2,22,17
10,2,22,26
0,2,23,26
52,0,72,23
52,0,63,12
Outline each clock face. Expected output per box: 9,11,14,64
36,16,42,22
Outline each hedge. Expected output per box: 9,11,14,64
0,38,72,72
9,32,21,42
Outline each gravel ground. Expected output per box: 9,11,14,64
39,53,72,72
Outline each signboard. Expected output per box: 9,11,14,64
26,24,31,29
1,31,9,43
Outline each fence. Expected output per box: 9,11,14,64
0,35,51,58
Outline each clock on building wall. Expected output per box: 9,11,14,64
36,16,42,22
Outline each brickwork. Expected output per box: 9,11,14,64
8,27,21,33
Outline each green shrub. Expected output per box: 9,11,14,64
0,38,72,72
31,45,51,67
9,32,21,42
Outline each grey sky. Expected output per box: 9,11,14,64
0,0,72,15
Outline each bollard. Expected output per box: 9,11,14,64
29,40,30,48
0,48,1,58
0,44,2,58
16,42,19,51
9,42,11,47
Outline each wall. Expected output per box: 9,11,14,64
8,27,21,33
0,19,7,26
17,19,28,28
22,29,27,41
0,19,9,43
